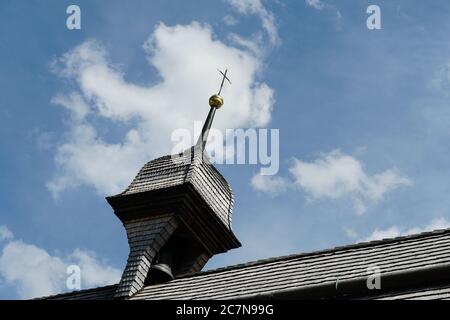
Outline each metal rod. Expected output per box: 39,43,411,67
196,106,217,149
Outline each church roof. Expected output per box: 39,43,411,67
40,227,450,300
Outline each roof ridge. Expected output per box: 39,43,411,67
37,284,117,300
175,227,450,279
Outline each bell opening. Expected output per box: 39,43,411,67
147,263,174,285
146,237,177,285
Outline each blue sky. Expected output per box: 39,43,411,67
2,0,450,299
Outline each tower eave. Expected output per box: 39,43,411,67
106,182,241,254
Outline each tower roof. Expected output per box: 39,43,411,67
112,146,234,229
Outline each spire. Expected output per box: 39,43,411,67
196,69,232,149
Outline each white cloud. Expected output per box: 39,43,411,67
361,218,450,242
361,226,401,242
50,21,275,197
305,0,325,10
431,63,450,92
51,92,90,121
344,227,359,239
352,197,368,216
0,229,121,299
227,0,280,46
289,150,412,215
67,249,121,289
304,0,342,21
223,15,238,26
0,240,67,299
251,173,289,195
0,226,13,242
250,150,411,215
228,33,262,57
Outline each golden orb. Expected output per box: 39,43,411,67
209,94,224,108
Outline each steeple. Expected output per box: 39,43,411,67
106,69,240,299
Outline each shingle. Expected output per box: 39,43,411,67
374,286,450,300
115,146,233,229
130,228,450,300
42,228,450,300
39,285,117,300
114,214,178,298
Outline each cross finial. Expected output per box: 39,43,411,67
217,68,231,95
196,69,232,148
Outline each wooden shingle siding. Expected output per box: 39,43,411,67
114,214,178,298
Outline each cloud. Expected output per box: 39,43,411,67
0,226,13,242
304,0,342,21
305,0,325,10
51,92,90,121
67,249,121,289
251,150,411,215
226,0,280,46
251,173,289,195
289,150,412,215
228,33,262,57
223,15,238,26
0,240,67,299
0,228,121,299
361,218,450,242
49,21,275,197
290,151,413,203
343,227,359,239
431,63,450,93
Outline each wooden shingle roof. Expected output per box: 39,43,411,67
111,146,234,229
373,285,450,300
42,228,450,300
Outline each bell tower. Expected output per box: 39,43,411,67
106,69,240,298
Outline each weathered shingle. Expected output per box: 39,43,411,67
114,214,178,298
373,285,450,300
131,228,450,300
116,146,233,229
40,285,117,300
41,228,450,300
